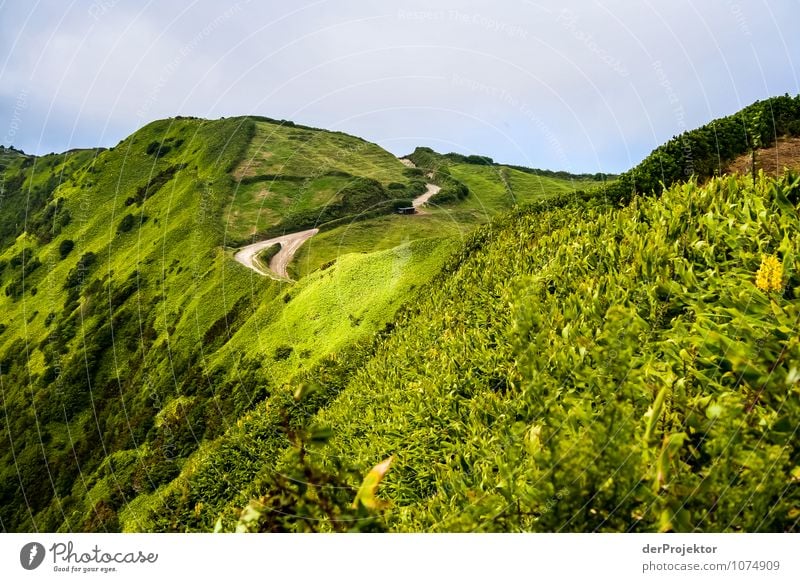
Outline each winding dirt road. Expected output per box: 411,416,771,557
400,157,440,213
234,228,318,279
235,158,438,278
412,183,440,213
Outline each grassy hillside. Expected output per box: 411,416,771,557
226,120,418,245
0,116,456,532
235,119,409,183
4,96,798,534
308,172,799,532
447,163,604,217
0,115,260,531
165,171,797,533
288,151,602,278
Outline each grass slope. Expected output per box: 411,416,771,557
0,115,458,533
115,236,457,531
289,159,602,279
0,146,102,249
306,172,799,532
447,163,603,217
160,172,799,533
225,121,414,244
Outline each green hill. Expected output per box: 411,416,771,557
603,94,800,202
225,118,421,245
137,171,799,533
1,112,582,532
0,116,464,531
1,96,799,533
289,147,600,278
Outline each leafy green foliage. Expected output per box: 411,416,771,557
310,172,800,532
604,94,800,202
224,400,389,533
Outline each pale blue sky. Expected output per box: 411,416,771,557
1,0,798,173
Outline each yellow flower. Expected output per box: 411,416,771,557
755,254,783,293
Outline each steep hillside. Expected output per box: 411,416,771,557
0,145,102,250
4,96,799,534
0,116,257,531
604,94,800,202
0,117,456,532
158,171,798,533
225,119,422,246
309,172,799,532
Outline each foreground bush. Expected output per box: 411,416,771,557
314,172,800,532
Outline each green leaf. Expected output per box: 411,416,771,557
352,456,394,510
706,402,723,420
524,424,542,455
644,387,667,445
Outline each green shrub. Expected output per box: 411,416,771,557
58,239,74,259
63,251,97,290
431,179,469,204
129,163,186,206
117,213,136,234
274,345,293,361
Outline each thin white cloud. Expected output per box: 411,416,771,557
1,0,797,172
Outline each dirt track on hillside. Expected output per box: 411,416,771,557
400,158,440,214
412,183,441,214
234,157,438,278
234,228,318,279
